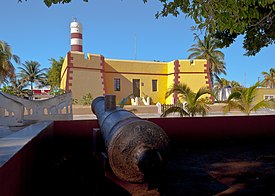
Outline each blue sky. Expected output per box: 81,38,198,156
1,0,275,87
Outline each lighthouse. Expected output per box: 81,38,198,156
70,18,83,52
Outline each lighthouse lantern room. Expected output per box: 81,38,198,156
70,18,83,52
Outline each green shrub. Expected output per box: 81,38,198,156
79,93,93,106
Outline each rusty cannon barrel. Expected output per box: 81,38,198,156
92,95,169,183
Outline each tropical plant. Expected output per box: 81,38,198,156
72,98,79,105
18,61,47,91
0,41,20,85
143,0,275,56
230,80,242,89
213,78,242,101
188,34,226,85
161,83,211,117
262,68,275,88
20,1,275,56
224,82,275,116
0,78,31,98
50,86,65,96
47,57,64,88
118,94,137,113
213,78,229,102
79,93,93,105
18,0,88,7
118,94,133,108
213,78,230,91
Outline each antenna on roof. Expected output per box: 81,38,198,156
244,72,246,87
134,33,136,60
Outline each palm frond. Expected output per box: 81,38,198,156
227,91,242,101
194,86,211,101
161,106,189,117
165,83,191,99
118,94,133,108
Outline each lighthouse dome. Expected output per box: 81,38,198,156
70,18,82,33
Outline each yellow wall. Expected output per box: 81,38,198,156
178,60,208,92
60,52,104,100
60,53,68,91
60,52,210,104
165,59,210,104
255,88,275,103
166,61,176,104
104,59,168,104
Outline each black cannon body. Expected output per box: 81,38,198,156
92,95,169,183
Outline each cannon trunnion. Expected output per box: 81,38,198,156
92,95,169,183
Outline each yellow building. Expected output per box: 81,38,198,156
60,51,212,104
60,19,212,104
255,88,275,103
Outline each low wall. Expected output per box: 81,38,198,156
0,92,73,125
1,115,275,195
0,93,24,126
0,121,53,196
149,115,275,143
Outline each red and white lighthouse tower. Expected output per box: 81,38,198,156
70,18,83,52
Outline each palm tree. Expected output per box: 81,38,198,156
18,61,47,91
161,83,211,117
187,34,226,84
0,78,31,98
224,82,275,115
262,68,275,88
0,41,20,84
213,78,242,101
213,78,230,101
230,80,241,88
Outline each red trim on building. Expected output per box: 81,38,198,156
100,55,106,96
173,60,180,103
65,52,74,92
204,61,214,102
71,33,83,39
71,45,83,52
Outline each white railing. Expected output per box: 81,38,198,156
0,92,73,126
0,93,24,126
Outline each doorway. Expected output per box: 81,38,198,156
133,79,140,97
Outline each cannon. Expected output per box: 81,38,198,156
92,95,169,183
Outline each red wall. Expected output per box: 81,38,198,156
148,115,275,142
1,116,275,196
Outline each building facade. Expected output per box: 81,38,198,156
60,19,212,104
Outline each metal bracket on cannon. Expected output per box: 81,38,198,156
91,95,169,195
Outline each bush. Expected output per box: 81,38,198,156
72,98,79,105
79,93,93,106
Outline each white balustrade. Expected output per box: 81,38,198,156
0,93,24,126
0,92,73,126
